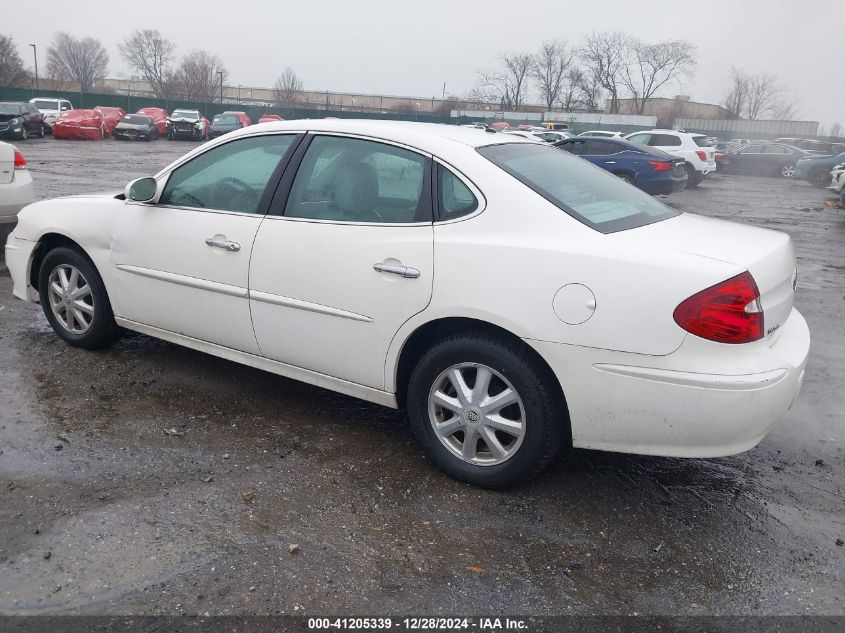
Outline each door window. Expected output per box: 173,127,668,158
437,165,478,221
626,133,651,145
558,140,585,155
285,135,429,223
583,140,619,156
648,134,682,147
763,144,789,154
159,134,297,213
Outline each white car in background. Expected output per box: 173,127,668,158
578,130,625,138
0,141,34,229
4,120,809,487
29,97,74,133
625,129,717,187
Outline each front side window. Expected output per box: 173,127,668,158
437,165,478,221
285,135,428,223
160,134,296,213
583,140,619,156
478,142,678,233
763,145,788,154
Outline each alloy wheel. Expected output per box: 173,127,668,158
47,264,94,334
428,363,526,466
782,164,795,177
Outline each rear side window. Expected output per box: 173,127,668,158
437,165,478,221
649,134,682,147
583,140,619,156
558,140,585,155
692,136,711,147
626,133,651,145
478,143,678,233
285,135,429,223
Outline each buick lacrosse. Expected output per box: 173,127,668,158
4,120,810,487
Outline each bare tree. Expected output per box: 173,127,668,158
745,73,780,120
621,39,696,114
720,67,749,119
579,32,631,113
0,34,29,87
118,30,176,99
273,68,303,107
476,51,534,110
830,122,843,139
169,51,226,104
45,32,109,93
532,40,573,111
569,67,603,111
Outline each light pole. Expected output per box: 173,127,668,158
30,44,39,92
217,71,224,105
237,84,241,105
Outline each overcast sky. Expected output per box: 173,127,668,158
7,0,842,128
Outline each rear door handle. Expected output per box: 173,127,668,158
373,263,420,279
205,237,241,252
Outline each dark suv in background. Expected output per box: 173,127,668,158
0,102,45,140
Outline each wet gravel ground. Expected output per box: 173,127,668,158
0,137,843,616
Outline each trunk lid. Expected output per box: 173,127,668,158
621,213,796,344
0,143,15,185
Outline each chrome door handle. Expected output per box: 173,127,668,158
604,160,616,164
373,263,420,279
205,237,241,252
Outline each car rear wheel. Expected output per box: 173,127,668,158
38,246,122,350
618,173,635,185
407,334,567,488
809,169,830,188
781,164,796,178
37,124,46,138
19,126,28,141
684,164,702,188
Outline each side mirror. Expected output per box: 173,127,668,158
126,177,157,202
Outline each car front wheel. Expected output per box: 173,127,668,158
781,164,796,178
407,334,567,488
38,246,122,349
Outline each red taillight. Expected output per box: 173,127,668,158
673,272,763,344
13,149,27,169
695,150,707,162
648,160,673,171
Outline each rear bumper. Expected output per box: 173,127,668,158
527,308,810,458
0,172,34,224
641,176,687,195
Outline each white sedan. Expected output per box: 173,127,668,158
4,120,810,487
0,141,34,227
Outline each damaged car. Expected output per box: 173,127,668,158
167,109,209,141
51,109,106,140
112,114,159,141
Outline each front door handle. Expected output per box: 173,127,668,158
205,237,241,252
373,263,420,279
604,160,616,164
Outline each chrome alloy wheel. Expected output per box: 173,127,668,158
781,164,796,177
428,363,526,466
47,264,94,334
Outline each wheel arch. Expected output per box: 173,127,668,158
392,316,570,427
29,233,95,292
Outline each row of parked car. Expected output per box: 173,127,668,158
0,97,286,142
462,122,844,203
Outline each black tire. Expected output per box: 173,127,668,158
809,169,830,188
684,164,702,188
780,163,796,178
38,246,122,350
19,125,28,141
617,173,636,185
407,334,567,488
38,123,46,138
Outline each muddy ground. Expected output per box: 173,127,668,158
0,137,843,616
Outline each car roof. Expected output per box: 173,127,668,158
227,119,534,152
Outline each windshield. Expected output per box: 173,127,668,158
0,103,23,115
121,115,152,125
31,100,58,110
171,110,199,120
213,115,238,125
478,142,679,233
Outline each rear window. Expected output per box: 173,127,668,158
478,143,678,233
32,99,58,110
122,115,152,124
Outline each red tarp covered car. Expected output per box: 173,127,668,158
51,109,106,140
136,107,168,137
258,114,284,123
94,106,126,136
